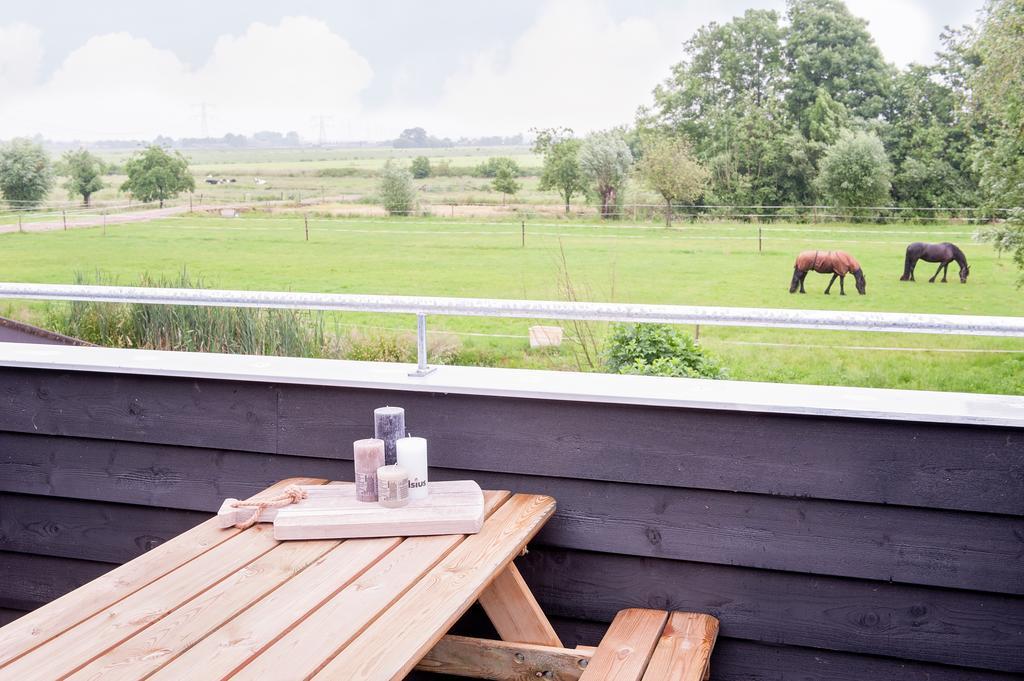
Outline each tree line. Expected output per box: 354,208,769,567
0,143,194,208
524,0,1021,223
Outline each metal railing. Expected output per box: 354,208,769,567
1,282,1023,376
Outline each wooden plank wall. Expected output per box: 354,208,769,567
0,366,1021,680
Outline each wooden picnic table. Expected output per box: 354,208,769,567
0,478,560,680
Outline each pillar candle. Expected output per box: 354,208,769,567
374,406,406,465
353,438,385,502
396,436,429,500
376,464,409,508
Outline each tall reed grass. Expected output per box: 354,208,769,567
46,270,327,357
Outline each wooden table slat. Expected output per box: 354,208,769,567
0,477,326,672
311,492,556,681
2,523,284,680
231,490,513,680
67,538,341,680
146,535,400,680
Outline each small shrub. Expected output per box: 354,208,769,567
473,157,522,178
316,167,360,178
342,329,460,364
378,162,417,215
604,323,726,379
410,156,432,179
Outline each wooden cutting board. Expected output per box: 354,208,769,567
217,480,485,540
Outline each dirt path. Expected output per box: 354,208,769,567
0,204,215,234
0,194,359,234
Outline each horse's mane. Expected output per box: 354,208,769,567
945,242,968,264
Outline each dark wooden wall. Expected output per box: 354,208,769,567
0,366,1022,679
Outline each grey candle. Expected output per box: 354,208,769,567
374,406,406,465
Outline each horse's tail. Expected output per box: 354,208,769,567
901,246,913,280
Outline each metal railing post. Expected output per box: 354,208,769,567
409,313,436,377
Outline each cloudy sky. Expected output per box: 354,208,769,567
0,0,983,142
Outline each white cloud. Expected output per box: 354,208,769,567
0,17,372,140
0,22,44,92
846,0,934,66
422,0,676,137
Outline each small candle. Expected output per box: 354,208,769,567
376,465,410,508
396,436,429,500
353,438,385,502
374,406,406,465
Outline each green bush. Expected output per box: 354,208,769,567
343,329,460,364
316,167,360,178
604,323,725,379
378,162,417,215
410,156,432,179
473,157,522,178
815,130,893,213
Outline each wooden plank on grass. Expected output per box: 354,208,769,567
578,609,668,681
310,493,556,680
0,477,325,670
230,490,512,680
641,612,719,681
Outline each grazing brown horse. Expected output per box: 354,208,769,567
900,242,970,283
790,250,867,295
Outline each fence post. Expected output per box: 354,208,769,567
521,220,525,248
409,313,436,377
189,193,193,213
102,210,106,236
758,226,763,254
17,214,22,232
62,210,67,231
304,214,309,241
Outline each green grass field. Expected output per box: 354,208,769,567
2,213,1021,395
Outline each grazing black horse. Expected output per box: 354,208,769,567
901,242,970,283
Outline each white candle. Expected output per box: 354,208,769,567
396,436,429,500
376,465,410,508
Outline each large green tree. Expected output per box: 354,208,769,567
0,138,54,208
637,136,709,227
882,64,976,210
647,9,785,152
970,0,1024,283
533,128,586,214
971,0,1024,209
60,148,106,206
784,0,893,130
579,130,634,219
120,146,194,208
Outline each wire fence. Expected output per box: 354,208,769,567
2,194,1020,224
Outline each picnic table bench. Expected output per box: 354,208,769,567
0,478,718,680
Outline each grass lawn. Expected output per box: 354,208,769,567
2,213,1021,395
